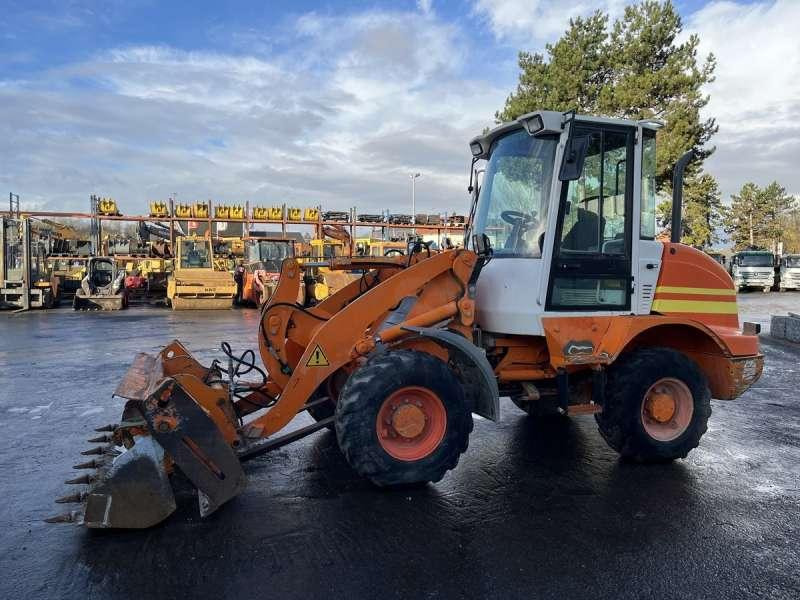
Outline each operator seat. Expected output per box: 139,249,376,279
561,207,604,253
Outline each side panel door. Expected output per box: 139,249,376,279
546,125,635,312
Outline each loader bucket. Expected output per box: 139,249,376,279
73,293,125,311
48,343,246,528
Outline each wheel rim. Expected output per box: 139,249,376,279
640,377,694,442
376,386,447,461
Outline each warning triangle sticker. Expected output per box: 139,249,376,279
306,345,330,367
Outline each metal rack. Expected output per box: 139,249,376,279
0,199,468,245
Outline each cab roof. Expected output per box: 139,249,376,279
468,110,662,160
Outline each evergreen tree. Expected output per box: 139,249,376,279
497,0,718,191
724,182,795,251
658,172,722,248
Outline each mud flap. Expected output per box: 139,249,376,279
142,380,247,517
84,436,176,529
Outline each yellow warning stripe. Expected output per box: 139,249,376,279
651,299,739,314
655,286,736,296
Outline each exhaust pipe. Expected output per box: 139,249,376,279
670,150,695,244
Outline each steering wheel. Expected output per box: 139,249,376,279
501,210,536,230
384,248,404,256
500,210,538,252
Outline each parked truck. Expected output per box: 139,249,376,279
778,254,800,291
729,250,775,292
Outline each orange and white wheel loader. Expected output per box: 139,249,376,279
48,111,763,528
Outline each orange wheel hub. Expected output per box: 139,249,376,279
641,377,694,442
376,386,446,461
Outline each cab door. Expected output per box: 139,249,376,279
546,124,634,311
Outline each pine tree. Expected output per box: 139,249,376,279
657,172,722,248
497,1,718,188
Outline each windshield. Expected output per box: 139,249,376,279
247,240,293,269
179,240,212,268
471,130,558,257
784,256,800,268
739,254,773,267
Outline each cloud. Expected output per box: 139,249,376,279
686,0,800,198
472,0,627,46
417,0,433,16
0,9,503,215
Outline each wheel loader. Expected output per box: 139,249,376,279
234,233,302,307
166,236,236,309
48,110,763,528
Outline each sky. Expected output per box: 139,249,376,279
1,0,798,216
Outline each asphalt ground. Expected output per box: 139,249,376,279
0,292,798,599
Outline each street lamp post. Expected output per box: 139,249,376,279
410,173,421,233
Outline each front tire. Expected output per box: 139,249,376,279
335,350,472,486
596,347,711,462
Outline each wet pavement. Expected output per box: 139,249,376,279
1,296,799,600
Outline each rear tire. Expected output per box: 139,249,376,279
595,347,711,462
335,350,472,486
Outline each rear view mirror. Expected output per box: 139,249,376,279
559,134,589,181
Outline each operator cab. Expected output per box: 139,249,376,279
468,111,662,334
90,258,114,287
179,239,212,269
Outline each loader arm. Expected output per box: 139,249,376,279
48,248,489,528
244,249,481,440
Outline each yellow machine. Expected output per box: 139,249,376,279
166,237,236,310
355,238,407,257
304,225,363,301
49,257,87,301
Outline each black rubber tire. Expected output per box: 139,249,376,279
335,350,473,487
595,347,712,462
307,369,349,430
307,389,335,424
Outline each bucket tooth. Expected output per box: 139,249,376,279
88,434,112,443
55,492,87,504
73,459,102,470
65,474,94,485
81,447,105,456
94,424,117,432
44,511,82,524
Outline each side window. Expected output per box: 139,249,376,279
558,130,628,255
640,131,657,239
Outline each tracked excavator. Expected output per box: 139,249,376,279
48,111,763,528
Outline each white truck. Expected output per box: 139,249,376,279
779,254,800,291
730,250,775,292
